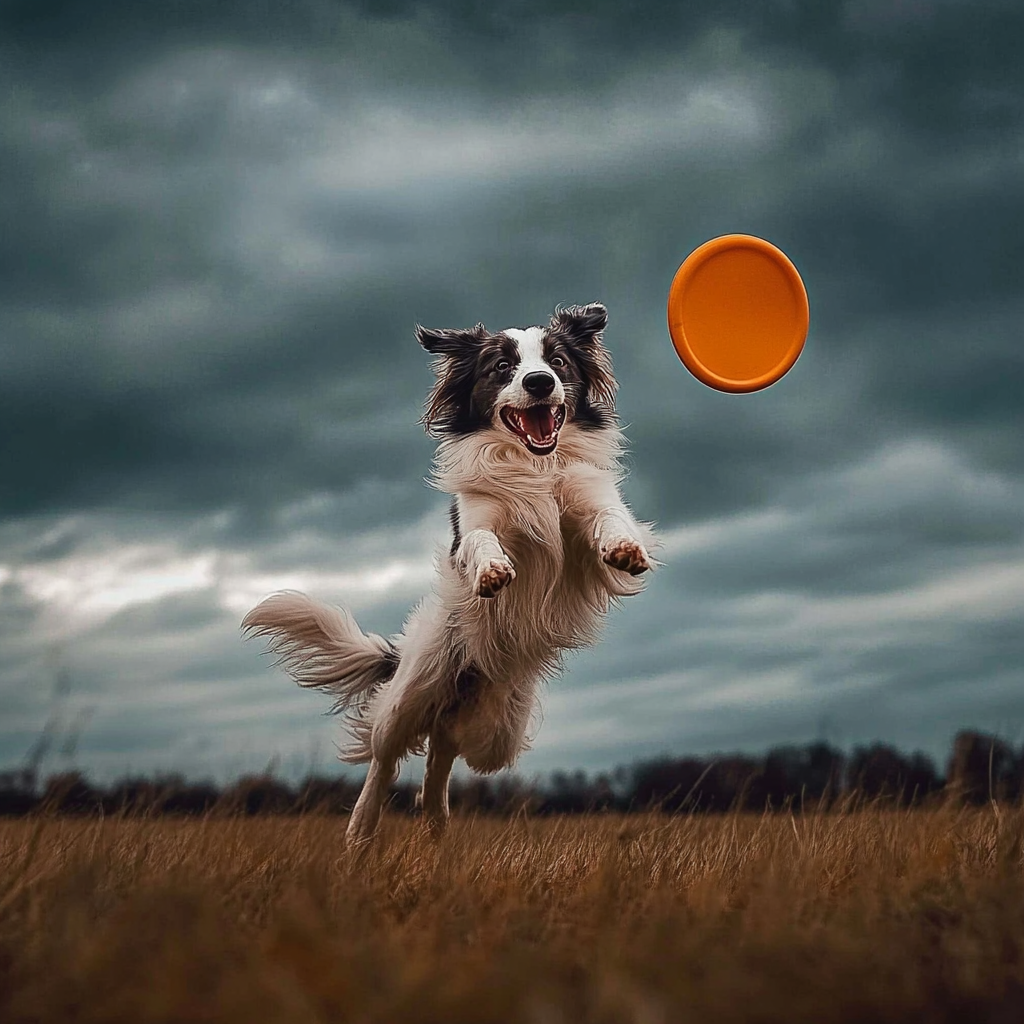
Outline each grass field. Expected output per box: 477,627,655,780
2,805,1023,1023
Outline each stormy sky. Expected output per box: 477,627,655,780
2,0,1023,784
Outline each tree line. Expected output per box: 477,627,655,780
0,730,1021,817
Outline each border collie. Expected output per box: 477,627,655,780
242,303,656,844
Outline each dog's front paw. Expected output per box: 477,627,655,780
476,558,516,598
602,539,652,576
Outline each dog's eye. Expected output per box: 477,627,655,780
495,360,511,372
549,355,567,368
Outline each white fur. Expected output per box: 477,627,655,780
243,341,656,846
501,327,567,408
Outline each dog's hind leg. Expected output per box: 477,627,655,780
420,730,458,835
346,756,398,847
344,594,453,846
345,691,421,846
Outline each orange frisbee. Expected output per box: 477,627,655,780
667,234,809,393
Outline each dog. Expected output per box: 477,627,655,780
242,303,656,844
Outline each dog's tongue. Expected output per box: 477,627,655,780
523,405,556,441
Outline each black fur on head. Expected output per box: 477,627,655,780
547,303,617,423
549,302,608,343
415,323,488,357
417,321,506,436
416,303,618,439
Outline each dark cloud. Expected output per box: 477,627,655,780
1,0,1022,779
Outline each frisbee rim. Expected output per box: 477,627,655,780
667,234,809,394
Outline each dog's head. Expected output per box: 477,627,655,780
416,303,617,455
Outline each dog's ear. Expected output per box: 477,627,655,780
415,323,487,357
418,323,486,437
549,303,608,345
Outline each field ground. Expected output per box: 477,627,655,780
1,806,1023,1023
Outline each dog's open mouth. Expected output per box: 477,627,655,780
500,404,566,455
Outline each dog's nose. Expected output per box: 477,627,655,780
523,372,556,398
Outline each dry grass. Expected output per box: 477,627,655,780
1,805,1023,1022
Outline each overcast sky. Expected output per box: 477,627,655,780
2,0,1023,784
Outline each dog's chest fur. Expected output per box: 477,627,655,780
433,425,628,684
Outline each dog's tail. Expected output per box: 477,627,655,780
241,591,399,715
